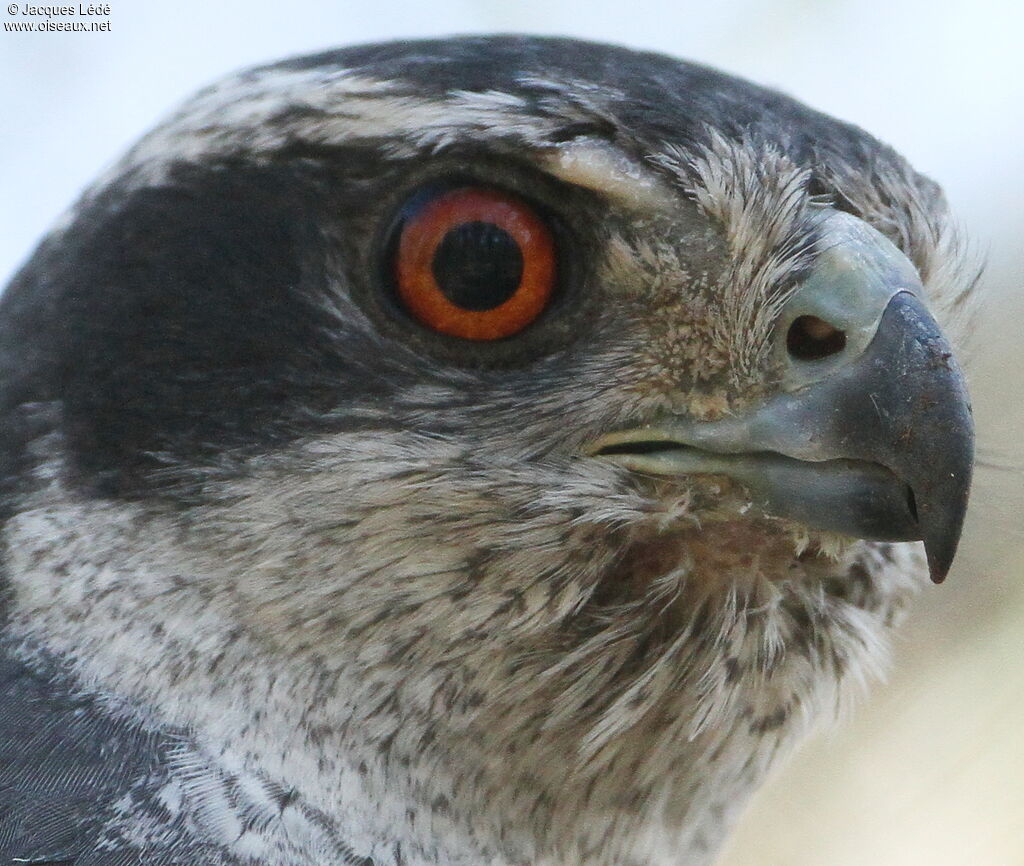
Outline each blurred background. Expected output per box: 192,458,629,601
2,2,1021,863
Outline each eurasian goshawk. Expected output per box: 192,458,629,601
0,36,974,866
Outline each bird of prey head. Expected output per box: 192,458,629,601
0,36,974,866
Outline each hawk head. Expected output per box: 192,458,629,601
0,36,973,866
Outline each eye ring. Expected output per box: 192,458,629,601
393,186,557,340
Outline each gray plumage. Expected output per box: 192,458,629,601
0,649,231,865
0,36,974,866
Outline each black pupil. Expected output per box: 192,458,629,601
431,221,524,311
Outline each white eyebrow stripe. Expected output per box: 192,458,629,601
79,66,680,218
91,69,565,193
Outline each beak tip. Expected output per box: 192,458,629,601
928,559,950,585
922,509,968,585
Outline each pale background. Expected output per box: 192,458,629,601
2,2,1022,863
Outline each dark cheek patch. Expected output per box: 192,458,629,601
12,163,380,497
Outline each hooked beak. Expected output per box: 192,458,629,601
587,213,974,583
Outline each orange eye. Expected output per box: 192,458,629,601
393,186,557,340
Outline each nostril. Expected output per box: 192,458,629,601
786,315,847,361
